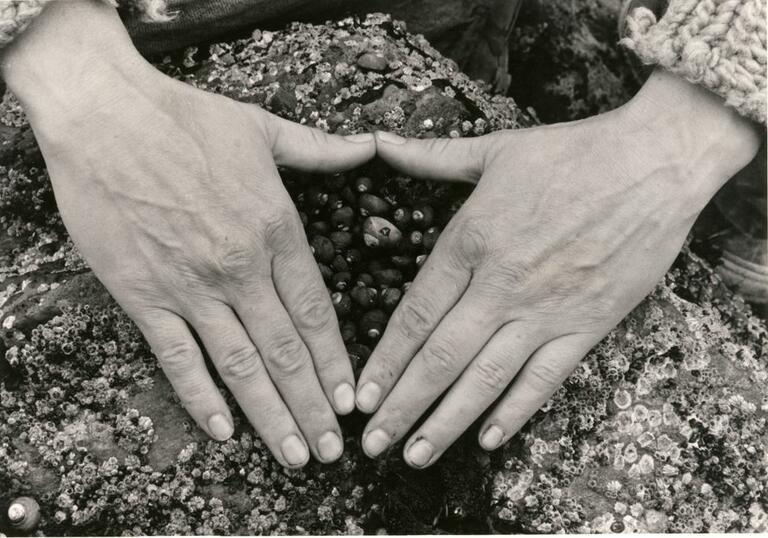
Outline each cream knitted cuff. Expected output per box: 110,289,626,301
0,0,53,46
621,0,766,124
0,0,171,48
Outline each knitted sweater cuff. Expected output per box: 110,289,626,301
0,0,171,48
621,0,767,124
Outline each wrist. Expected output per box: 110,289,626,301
0,0,160,131
621,69,762,211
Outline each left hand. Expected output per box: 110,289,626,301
355,69,761,468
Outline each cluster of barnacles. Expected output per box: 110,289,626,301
489,258,768,533
0,12,766,536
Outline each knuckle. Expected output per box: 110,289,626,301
293,288,335,333
395,298,435,341
473,356,510,392
175,381,211,408
155,340,198,374
421,339,460,374
526,360,565,390
263,206,301,250
453,213,493,264
215,240,258,277
220,345,263,381
476,259,533,300
264,333,307,376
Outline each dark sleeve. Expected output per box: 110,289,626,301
124,0,354,55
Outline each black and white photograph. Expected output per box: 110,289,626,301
0,0,765,534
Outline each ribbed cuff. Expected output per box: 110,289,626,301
621,0,766,124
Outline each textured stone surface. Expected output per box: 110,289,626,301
0,14,766,535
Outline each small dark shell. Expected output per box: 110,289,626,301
360,309,387,340
350,286,378,309
380,287,402,312
331,254,349,273
310,235,335,264
340,320,357,343
309,220,331,236
331,207,355,230
423,226,441,250
330,231,353,251
372,268,403,288
393,206,412,227
359,194,391,217
412,205,435,228
332,292,352,316
332,271,352,291
356,273,375,287
355,176,374,193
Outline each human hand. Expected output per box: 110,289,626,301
2,1,375,467
357,69,761,467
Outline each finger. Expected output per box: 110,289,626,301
191,303,311,468
265,112,375,173
479,333,598,451
356,235,472,414
269,213,355,415
233,286,344,464
402,322,542,468
374,131,491,183
361,287,502,459
139,309,234,442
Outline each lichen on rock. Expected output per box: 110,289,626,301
0,13,766,536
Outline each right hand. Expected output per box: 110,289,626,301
2,0,376,467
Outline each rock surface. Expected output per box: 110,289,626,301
0,14,766,535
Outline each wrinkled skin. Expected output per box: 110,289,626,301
4,1,375,467
357,70,761,468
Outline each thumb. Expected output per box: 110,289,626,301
374,131,490,183
265,112,376,173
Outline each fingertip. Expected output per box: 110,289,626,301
404,438,435,469
479,424,504,451
374,131,407,146
355,381,382,414
317,431,344,463
343,132,375,144
362,428,390,458
333,382,356,415
207,413,234,441
281,434,310,468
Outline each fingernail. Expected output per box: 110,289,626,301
406,438,434,468
363,428,390,457
376,131,406,145
317,431,343,462
281,435,309,466
356,382,382,413
334,383,355,414
480,425,504,450
207,414,233,441
344,132,374,143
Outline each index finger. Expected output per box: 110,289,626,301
355,231,472,414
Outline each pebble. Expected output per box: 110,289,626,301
363,217,402,248
357,52,388,71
